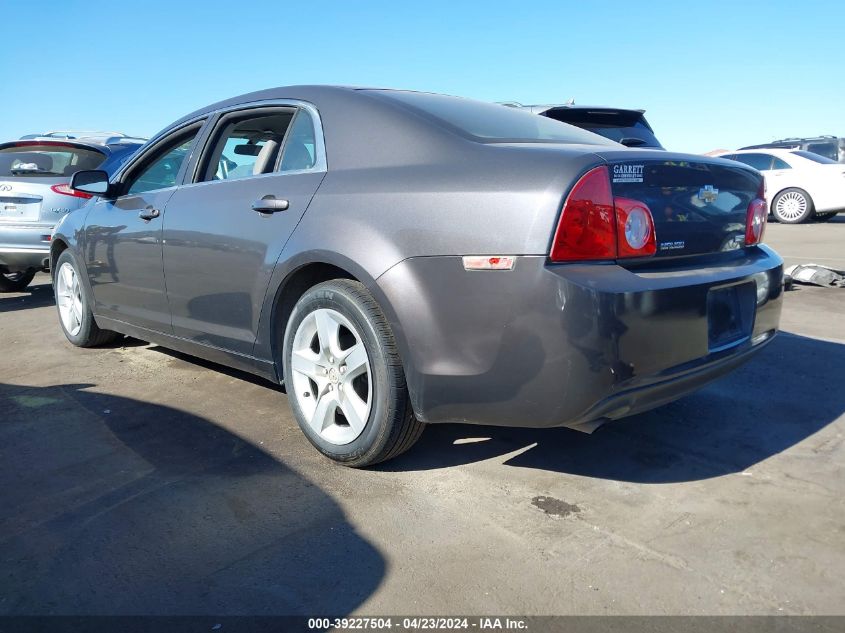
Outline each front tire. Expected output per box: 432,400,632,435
0,270,36,293
772,188,814,224
814,211,838,222
282,279,424,467
53,250,120,347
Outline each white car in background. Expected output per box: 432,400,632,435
716,148,845,223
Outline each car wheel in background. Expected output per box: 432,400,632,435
813,212,838,222
772,188,814,224
0,270,36,293
53,250,120,347
283,279,424,467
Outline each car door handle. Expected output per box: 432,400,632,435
138,207,160,221
252,196,289,213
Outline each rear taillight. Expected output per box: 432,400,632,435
550,166,656,262
745,180,767,245
50,184,92,199
615,197,656,258
550,166,616,261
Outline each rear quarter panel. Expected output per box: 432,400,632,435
252,143,606,362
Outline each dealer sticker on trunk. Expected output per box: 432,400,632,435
612,164,644,183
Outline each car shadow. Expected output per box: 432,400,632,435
0,278,54,313
0,382,383,616
379,332,845,482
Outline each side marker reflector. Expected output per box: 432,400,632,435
462,256,516,271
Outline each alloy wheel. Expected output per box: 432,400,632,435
56,262,84,336
290,308,372,446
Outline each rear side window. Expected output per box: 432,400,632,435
279,110,317,172
372,90,616,145
805,142,837,161
771,157,791,169
0,143,104,178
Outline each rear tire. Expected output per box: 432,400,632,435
282,279,424,467
814,211,838,222
772,188,814,224
0,270,36,293
53,250,120,347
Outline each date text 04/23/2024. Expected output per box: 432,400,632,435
307,617,528,630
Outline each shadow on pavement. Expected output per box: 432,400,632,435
382,332,845,482
0,279,54,313
0,382,383,615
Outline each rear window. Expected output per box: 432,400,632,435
542,109,663,148
372,91,617,145
791,150,837,164
0,143,105,178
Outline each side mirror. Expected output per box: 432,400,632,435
70,170,111,196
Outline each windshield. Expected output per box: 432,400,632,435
791,150,837,164
371,90,617,145
0,143,105,178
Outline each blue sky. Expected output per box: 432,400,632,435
2,0,842,153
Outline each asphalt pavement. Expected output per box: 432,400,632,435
1,217,843,616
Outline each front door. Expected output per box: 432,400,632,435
162,106,325,355
84,125,203,332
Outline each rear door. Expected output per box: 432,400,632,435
162,104,326,355
83,123,205,332
600,156,762,257
765,154,794,192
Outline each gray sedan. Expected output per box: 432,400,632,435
53,86,783,466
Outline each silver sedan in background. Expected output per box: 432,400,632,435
0,133,145,291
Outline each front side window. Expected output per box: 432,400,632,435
126,128,201,195
733,153,773,171
199,110,294,183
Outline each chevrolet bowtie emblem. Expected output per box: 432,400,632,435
698,185,719,203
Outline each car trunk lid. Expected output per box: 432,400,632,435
599,155,763,258
0,180,53,222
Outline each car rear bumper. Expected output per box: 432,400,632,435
376,245,783,428
0,222,53,271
